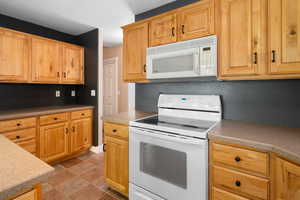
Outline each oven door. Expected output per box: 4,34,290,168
147,48,200,79
129,127,208,200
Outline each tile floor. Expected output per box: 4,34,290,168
42,152,128,200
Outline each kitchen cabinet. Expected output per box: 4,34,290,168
218,0,267,78
12,185,41,200
71,118,92,153
103,122,129,196
122,22,148,82
276,158,300,200
177,0,215,41
268,0,300,75
0,28,30,83
31,37,62,83
39,122,69,163
149,12,177,47
62,43,84,84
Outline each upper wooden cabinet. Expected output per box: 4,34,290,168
177,0,215,41
123,22,148,82
0,27,84,84
218,0,267,78
268,0,300,75
276,158,300,200
62,44,84,84
149,13,177,46
31,37,62,83
0,28,30,82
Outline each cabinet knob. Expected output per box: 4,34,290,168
235,180,241,187
235,156,241,162
16,135,21,139
54,117,58,120
81,113,85,116
16,123,21,126
112,129,117,133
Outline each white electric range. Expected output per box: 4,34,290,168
129,94,222,200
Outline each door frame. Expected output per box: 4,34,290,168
103,57,119,114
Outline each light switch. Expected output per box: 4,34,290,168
91,90,96,96
71,90,76,97
56,90,61,97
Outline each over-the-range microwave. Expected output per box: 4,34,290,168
146,35,217,79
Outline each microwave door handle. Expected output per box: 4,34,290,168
135,129,204,145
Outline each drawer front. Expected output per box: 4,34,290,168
212,187,250,200
18,139,36,154
0,117,36,133
3,128,36,143
212,166,269,200
212,143,269,176
104,122,128,139
14,188,37,200
40,112,68,125
71,109,92,120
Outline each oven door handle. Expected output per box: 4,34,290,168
134,129,206,145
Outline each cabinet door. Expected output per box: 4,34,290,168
40,122,69,163
0,29,30,82
276,158,300,200
269,0,300,75
123,22,148,82
31,38,61,83
62,44,84,84
149,13,177,47
104,136,128,196
71,118,92,153
218,0,267,77
178,0,215,41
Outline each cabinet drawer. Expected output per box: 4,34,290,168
40,112,68,125
0,117,36,133
212,143,269,176
14,188,37,200
212,187,250,200
71,109,92,120
18,139,36,154
3,128,36,142
104,122,128,139
212,166,269,200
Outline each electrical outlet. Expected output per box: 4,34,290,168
55,90,61,97
91,90,96,97
71,90,76,97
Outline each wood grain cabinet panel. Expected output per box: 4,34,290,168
104,122,129,140
40,112,68,126
62,44,84,84
0,117,36,133
40,122,69,163
0,28,30,83
212,187,250,200
218,0,267,78
268,0,300,75
178,0,215,41
122,22,148,82
104,136,128,196
31,37,61,83
71,109,92,120
149,13,177,47
13,189,38,200
276,158,300,200
71,118,92,153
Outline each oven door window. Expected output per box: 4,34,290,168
140,142,187,189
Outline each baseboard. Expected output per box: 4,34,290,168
90,145,103,154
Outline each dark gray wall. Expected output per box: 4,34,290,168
76,29,99,146
135,1,300,129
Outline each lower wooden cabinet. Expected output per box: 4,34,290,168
9,184,41,200
71,118,92,153
276,158,300,200
103,122,129,196
40,122,69,163
212,187,249,200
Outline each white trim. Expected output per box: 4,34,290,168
103,57,119,114
128,83,136,110
90,145,103,154
98,29,104,146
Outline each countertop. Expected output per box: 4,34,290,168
0,105,94,121
209,120,300,164
0,135,54,200
102,111,156,125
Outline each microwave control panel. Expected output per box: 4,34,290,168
199,46,217,76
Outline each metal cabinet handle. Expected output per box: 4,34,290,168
63,72,66,78
182,25,185,34
235,156,241,162
144,64,147,73
57,72,60,78
235,180,241,187
103,144,106,152
254,52,258,64
72,126,75,132
66,128,69,134
272,50,276,63
172,27,175,37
